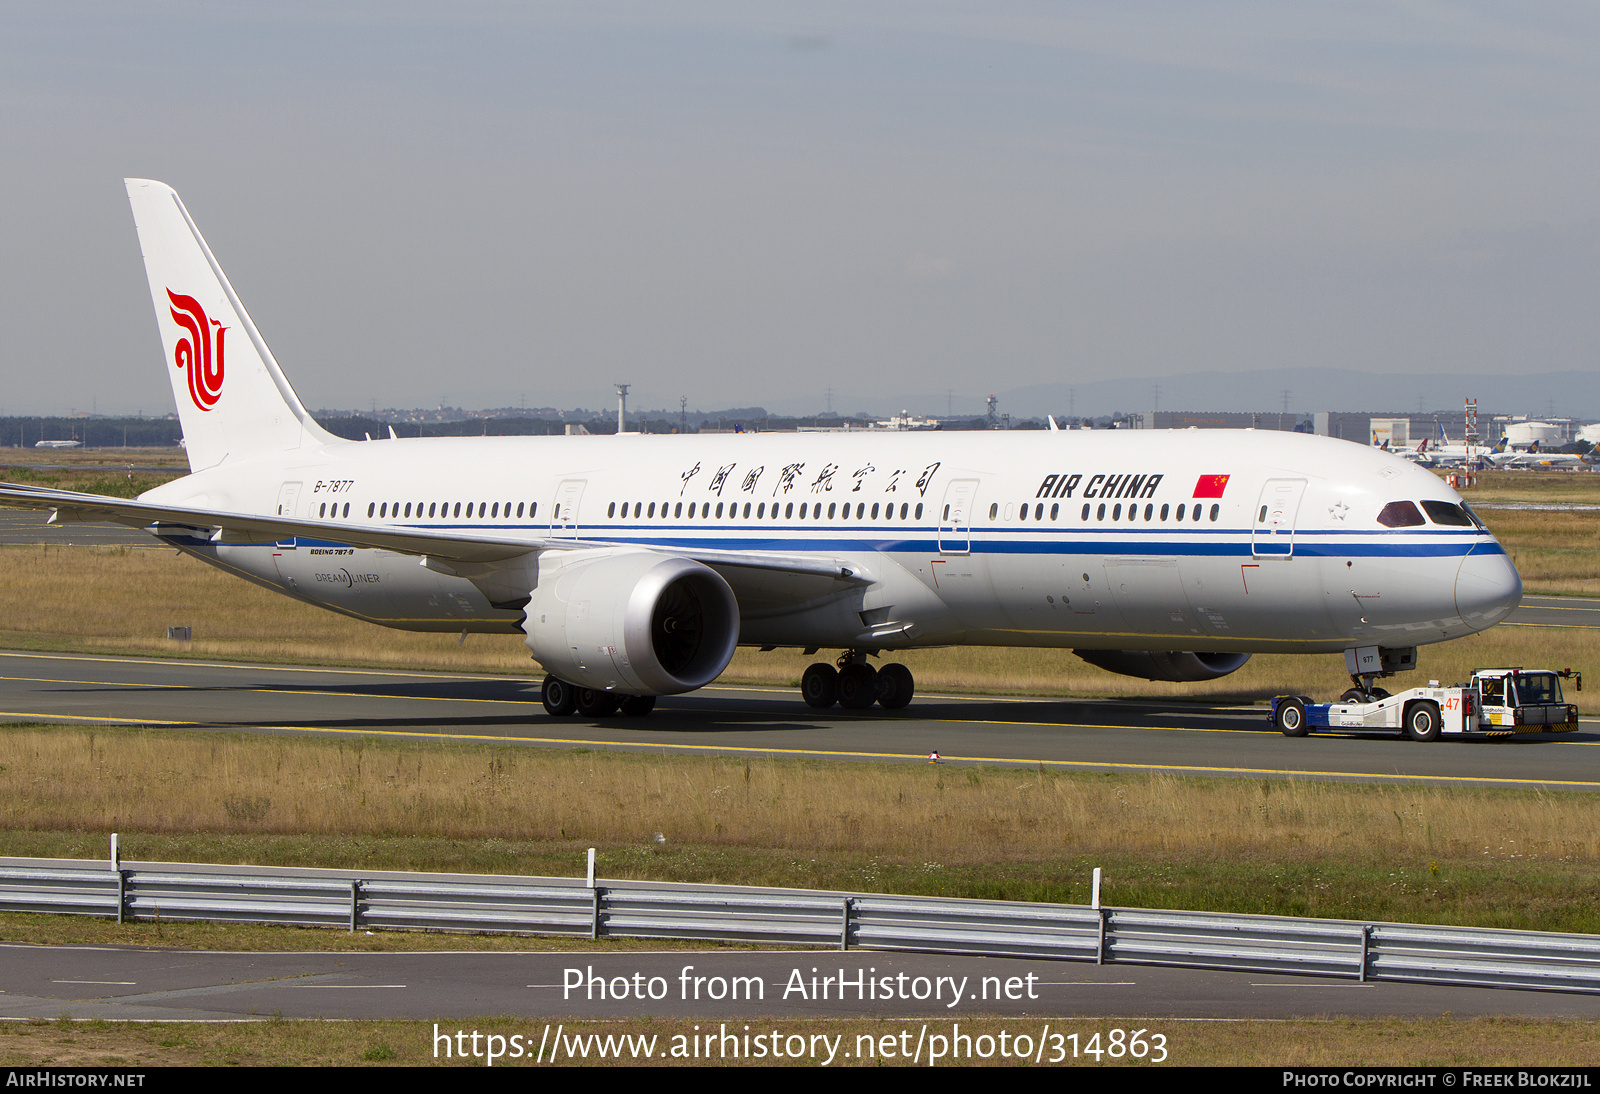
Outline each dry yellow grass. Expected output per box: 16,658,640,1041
1,544,535,673
1477,508,1600,597
1446,468,1600,505
0,544,1593,702
4,726,1595,866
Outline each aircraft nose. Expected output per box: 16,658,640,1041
1456,542,1522,631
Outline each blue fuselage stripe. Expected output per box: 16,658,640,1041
203,525,1503,560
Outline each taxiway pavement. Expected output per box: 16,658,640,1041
1,650,1595,789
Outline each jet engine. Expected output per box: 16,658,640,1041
523,550,740,695
1073,649,1251,683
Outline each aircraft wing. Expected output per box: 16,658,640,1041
0,482,868,583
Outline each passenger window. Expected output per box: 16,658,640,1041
1144,504,1153,520
1018,503,1028,522
1160,503,1169,520
756,502,764,518
799,503,808,519
1097,503,1106,520
530,502,537,517
785,502,793,518
1112,504,1122,520
987,503,997,520
828,502,837,519
1208,504,1218,521
1376,501,1425,528
674,502,682,518
1421,500,1473,527
914,503,922,520
871,503,880,519
608,502,616,518
343,503,350,518
1050,503,1058,520
648,502,656,518
1082,503,1090,520
688,502,696,518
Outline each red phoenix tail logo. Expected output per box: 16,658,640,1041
166,289,226,411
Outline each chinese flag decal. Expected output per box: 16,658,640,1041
1192,474,1230,498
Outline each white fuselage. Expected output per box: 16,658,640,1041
141,427,1521,656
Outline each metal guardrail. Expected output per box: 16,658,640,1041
2,857,1597,995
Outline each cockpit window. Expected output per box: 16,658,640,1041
1376,500,1425,528
1460,503,1488,531
1421,500,1474,527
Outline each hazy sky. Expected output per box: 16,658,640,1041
2,2,1597,417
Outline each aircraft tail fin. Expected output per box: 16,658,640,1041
125,179,337,471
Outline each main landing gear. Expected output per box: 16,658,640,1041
801,651,914,711
541,675,656,718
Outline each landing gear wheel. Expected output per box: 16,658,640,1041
801,663,838,708
541,675,577,717
1405,701,1441,742
838,663,878,710
576,688,621,717
1275,697,1309,737
619,695,657,717
875,663,915,710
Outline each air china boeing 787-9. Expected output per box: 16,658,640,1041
0,180,1522,717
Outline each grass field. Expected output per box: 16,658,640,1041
3,725,1598,933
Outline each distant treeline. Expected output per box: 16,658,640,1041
1,417,183,448
322,416,686,439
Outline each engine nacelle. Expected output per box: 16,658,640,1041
1073,649,1251,683
523,550,740,695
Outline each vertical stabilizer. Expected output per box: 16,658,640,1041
125,179,337,470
